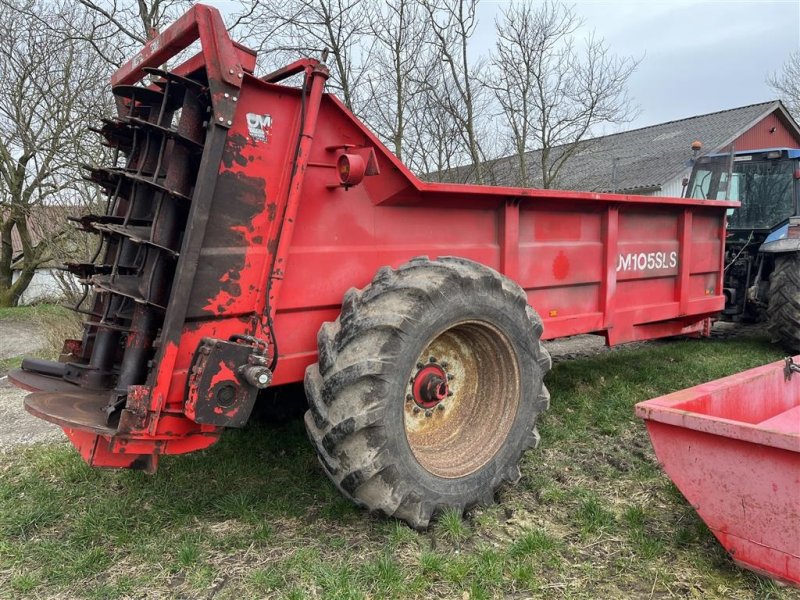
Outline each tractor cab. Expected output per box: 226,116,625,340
686,148,800,320
686,148,800,238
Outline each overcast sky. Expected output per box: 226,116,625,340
471,0,800,130
214,0,799,131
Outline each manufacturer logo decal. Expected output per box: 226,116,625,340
246,113,272,143
617,251,678,272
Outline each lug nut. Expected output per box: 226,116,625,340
447,390,454,397
438,403,446,411
425,409,432,417
447,373,454,381
406,394,413,402
417,362,424,369
429,356,437,363
441,361,449,368
413,406,421,414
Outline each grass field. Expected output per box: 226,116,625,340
0,329,797,599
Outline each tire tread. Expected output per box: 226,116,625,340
304,257,550,528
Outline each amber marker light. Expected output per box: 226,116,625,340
337,153,366,187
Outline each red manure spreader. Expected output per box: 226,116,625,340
10,5,735,528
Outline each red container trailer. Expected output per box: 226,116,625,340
636,358,800,586
10,5,737,527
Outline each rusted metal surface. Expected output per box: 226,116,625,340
404,321,520,479
636,358,800,586
25,391,117,436
8,366,77,394
11,4,736,472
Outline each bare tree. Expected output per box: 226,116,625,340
486,2,575,187
2,0,196,69
75,0,195,42
10,0,267,63
768,51,800,120
0,0,109,306
360,0,432,161
489,1,638,189
408,74,465,178
238,0,376,112
421,0,489,182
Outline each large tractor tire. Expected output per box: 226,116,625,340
304,256,551,529
767,252,800,351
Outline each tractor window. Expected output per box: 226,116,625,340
715,172,737,200
728,172,741,201
688,168,714,199
727,159,795,230
686,161,737,200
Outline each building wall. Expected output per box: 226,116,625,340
12,268,76,305
659,173,692,198
732,112,800,150
650,169,693,198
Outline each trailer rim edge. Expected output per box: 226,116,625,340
404,319,521,479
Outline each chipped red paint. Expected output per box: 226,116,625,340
13,4,737,471
64,429,159,472
60,339,82,357
184,338,259,427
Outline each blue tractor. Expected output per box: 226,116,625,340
685,148,800,349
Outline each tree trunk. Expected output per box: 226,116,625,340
0,266,35,307
0,218,14,295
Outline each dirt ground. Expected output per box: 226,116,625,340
544,320,762,362
0,318,764,451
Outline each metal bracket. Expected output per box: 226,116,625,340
230,334,273,389
783,357,800,381
185,337,270,427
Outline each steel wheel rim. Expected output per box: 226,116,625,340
403,320,521,478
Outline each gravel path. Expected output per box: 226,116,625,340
0,319,64,449
0,378,64,448
0,320,46,362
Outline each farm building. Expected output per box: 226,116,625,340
438,100,800,196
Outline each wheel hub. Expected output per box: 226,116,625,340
412,362,449,409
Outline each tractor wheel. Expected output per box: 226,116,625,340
304,256,551,529
767,252,800,351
